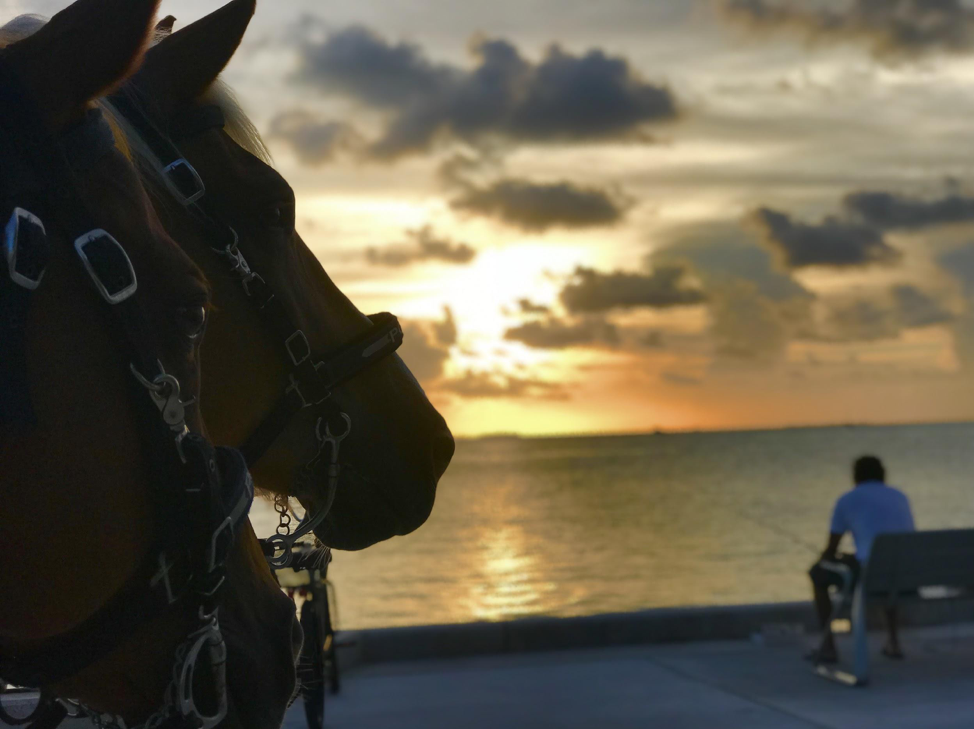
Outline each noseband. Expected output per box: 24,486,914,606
0,60,252,729
107,90,405,568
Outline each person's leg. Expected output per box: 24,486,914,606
808,563,838,661
883,606,904,658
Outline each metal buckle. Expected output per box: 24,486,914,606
163,158,205,205
74,230,138,304
4,207,47,290
150,552,179,605
285,330,311,366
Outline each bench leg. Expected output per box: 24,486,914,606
852,584,869,685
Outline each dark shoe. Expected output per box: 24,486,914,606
882,644,904,660
804,648,838,665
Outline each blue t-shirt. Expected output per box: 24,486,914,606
830,481,915,562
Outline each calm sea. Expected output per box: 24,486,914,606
251,423,974,630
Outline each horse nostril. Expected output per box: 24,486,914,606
430,428,455,481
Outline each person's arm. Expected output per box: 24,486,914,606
823,496,847,560
821,532,842,561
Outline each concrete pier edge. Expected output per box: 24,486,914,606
335,597,974,670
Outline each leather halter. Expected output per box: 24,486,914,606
106,89,405,567
0,57,252,729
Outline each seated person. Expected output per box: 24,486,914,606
807,455,915,664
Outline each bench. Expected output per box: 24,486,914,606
816,528,974,686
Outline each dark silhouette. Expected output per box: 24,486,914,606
807,456,916,664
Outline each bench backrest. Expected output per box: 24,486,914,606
863,529,974,593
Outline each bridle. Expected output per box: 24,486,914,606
0,58,253,729
107,90,406,570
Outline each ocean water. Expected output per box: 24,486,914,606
250,423,974,630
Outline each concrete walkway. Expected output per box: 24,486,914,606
285,623,974,729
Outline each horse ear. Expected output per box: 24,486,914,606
155,15,177,37
4,0,160,131
135,0,256,117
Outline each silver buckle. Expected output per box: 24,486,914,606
285,330,311,366
74,229,138,304
163,158,205,205
4,207,47,290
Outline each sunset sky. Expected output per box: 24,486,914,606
16,0,974,436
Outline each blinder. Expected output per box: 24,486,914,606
0,56,254,729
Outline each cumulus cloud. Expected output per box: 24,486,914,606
397,308,457,383
891,284,954,327
451,178,631,231
844,189,974,229
708,281,791,360
805,285,953,342
504,317,620,349
365,226,477,267
292,25,678,158
752,207,901,269
718,0,974,59
440,371,568,399
560,265,706,314
517,299,551,315
267,110,362,165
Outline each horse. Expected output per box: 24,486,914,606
0,2,300,728
106,0,457,554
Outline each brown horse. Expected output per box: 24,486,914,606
113,0,456,551
0,1,298,728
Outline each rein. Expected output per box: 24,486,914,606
0,59,252,729
107,90,405,569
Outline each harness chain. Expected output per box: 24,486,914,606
108,90,404,567
0,57,251,729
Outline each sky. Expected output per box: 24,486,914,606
16,0,974,437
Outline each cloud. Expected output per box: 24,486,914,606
517,299,551,315
751,207,901,269
560,264,706,313
662,371,702,386
891,284,954,327
439,371,568,399
451,178,631,231
653,221,812,302
292,25,678,158
267,110,362,165
843,189,974,230
433,306,458,346
365,226,477,266
504,317,620,349
718,0,974,59
805,285,953,342
708,281,791,361
397,308,457,383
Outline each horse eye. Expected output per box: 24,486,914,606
177,306,207,341
264,202,295,231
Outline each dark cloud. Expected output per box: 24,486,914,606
891,284,954,327
719,0,974,59
708,281,791,360
433,306,458,346
365,226,477,267
560,265,706,314
397,308,457,383
451,178,631,231
752,207,901,269
293,25,678,158
804,285,953,342
653,221,812,302
844,190,974,229
516,299,551,315
504,317,620,349
267,110,361,165
440,371,568,399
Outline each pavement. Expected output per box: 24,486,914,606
284,622,974,729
